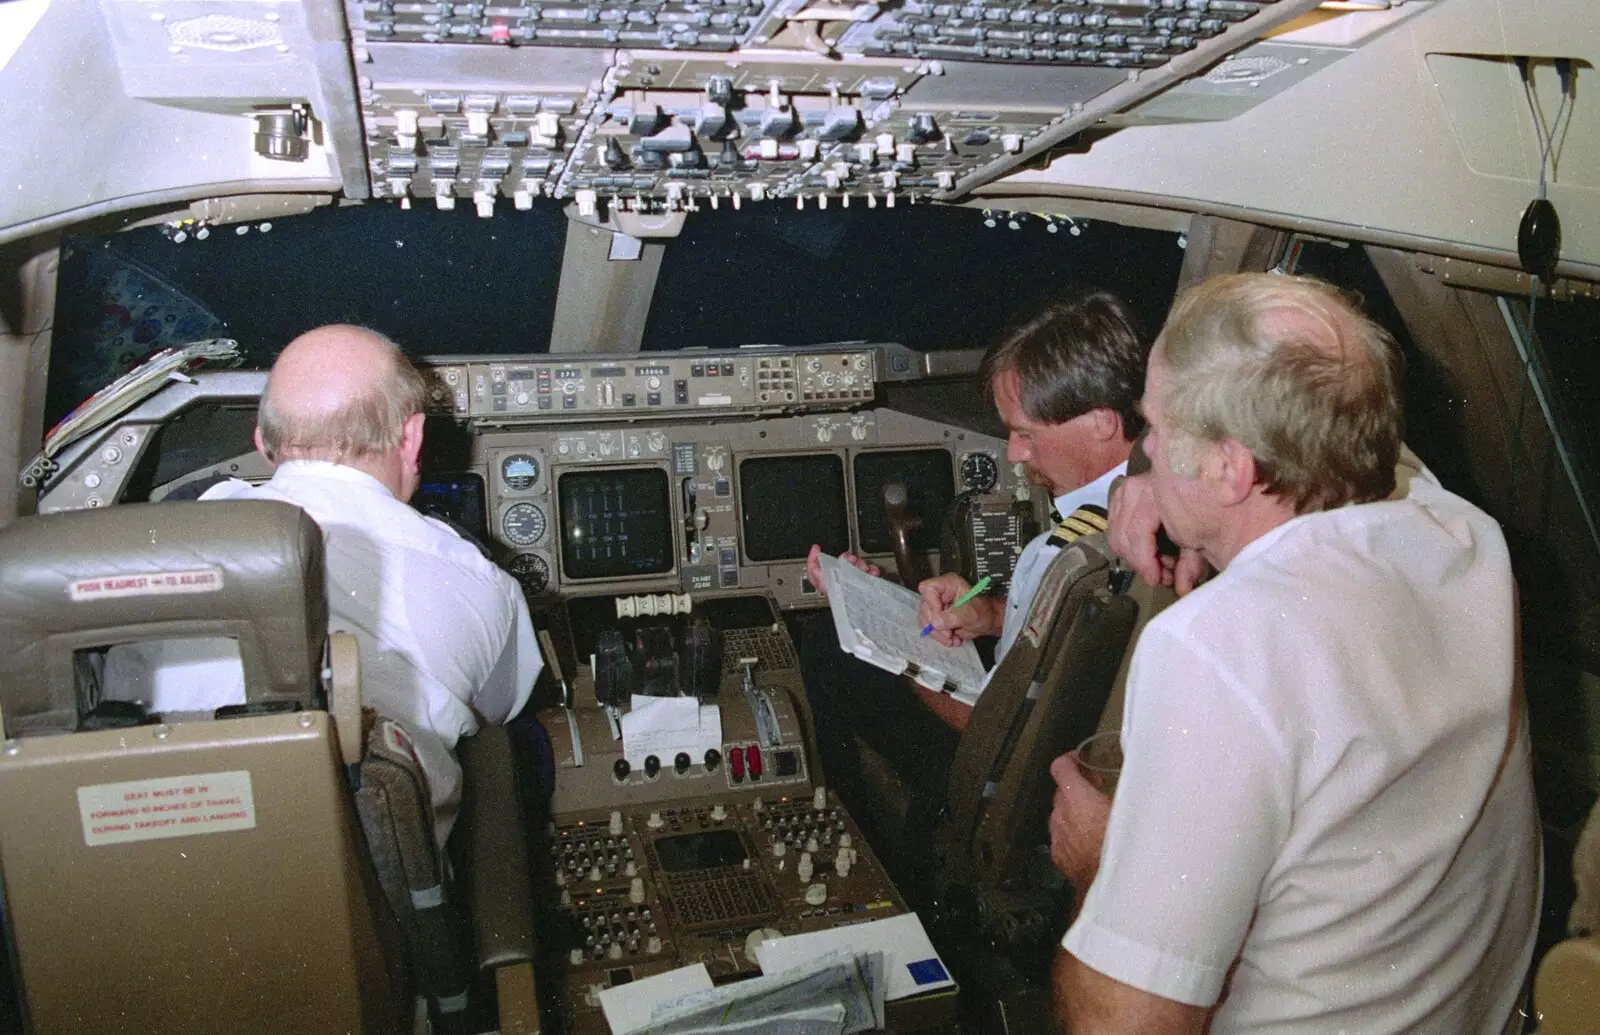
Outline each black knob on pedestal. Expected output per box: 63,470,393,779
704,748,722,772
613,758,631,782
644,754,661,779
674,751,692,775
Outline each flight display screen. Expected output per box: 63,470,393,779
853,449,956,554
413,473,489,543
653,829,748,873
739,454,850,562
558,468,674,580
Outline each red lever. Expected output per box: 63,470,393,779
747,744,763,780
729,746,746,781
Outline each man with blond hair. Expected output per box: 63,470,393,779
1046,275,1540,1033
110,325,541,847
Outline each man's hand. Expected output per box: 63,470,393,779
804,544,880,599
916,573,1006,647
1047,751,1113,892
1106,474,1209,596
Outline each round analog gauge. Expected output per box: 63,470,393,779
501,502,547,546
961,451,1000,492
500,453,540,492
507,553,550,595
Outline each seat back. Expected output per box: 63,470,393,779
937,533,1137,895
355,716,474,1020
0,501,407,1034
1537,798,1600,1034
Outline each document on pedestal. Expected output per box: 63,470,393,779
755,912,957,1001
643,949,885,1035
599,963,713,1035
620,694,724,770
816,553,986,698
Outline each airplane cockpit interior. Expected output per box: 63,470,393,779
3,0,1600,1032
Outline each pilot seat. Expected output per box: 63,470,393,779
0,500,540,1034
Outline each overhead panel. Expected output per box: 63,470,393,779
352,0,1317,215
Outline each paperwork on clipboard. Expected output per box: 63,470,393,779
755,912,957,1002
815,553,986,698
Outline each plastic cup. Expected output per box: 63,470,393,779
1076,729,1124,796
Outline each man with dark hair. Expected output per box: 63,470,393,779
1046,275,1539,1033
799,289,1150,882
108,325,542,849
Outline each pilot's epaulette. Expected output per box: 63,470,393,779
1046,504,1109,547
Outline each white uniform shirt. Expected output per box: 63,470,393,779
110,462,541,847
1063,468,1541,1033
964,461,1126,705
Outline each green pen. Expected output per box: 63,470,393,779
920,575,993,637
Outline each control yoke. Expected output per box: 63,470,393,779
881,481,926,589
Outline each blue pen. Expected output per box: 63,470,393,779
921,575,993,637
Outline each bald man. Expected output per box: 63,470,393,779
1045,276,1538,1033
108,325,542,847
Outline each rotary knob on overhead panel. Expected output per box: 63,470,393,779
907,113,939,144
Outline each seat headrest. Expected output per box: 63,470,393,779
0,500,327,735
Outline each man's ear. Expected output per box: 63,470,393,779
400,412,425,467
253,426,269,459
1087,407,1122,443
1210,438,1258,505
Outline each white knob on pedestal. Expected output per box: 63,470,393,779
812,787,827,810
609,811,624,835
647,936,663,954
630,877,646,904
805,836,819,854
772,841,786,858
835,853,852,877
798,852,814,882
648,811,664,829
805,883,828,906
711,803,727,822
570,948,584,965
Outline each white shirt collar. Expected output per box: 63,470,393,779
1054,459,1128,516
272,459,398,500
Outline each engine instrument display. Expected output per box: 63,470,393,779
559,468,675,580
502,501,548,546
502,453,541,491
